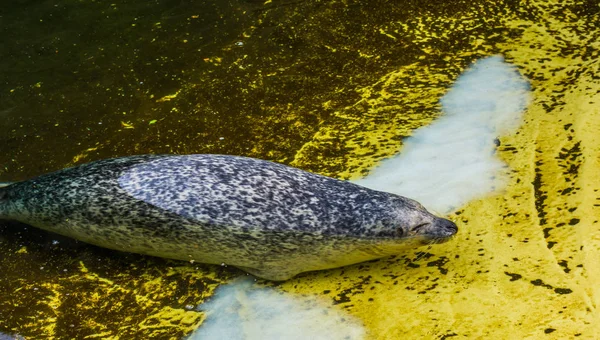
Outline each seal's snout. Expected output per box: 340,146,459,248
435,218,458,238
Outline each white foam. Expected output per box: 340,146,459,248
353,56,531,213
188,278,365,340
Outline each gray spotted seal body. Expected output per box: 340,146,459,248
0,154,457,280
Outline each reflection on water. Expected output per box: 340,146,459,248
354,56,530,213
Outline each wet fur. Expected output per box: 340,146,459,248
0,154,457,280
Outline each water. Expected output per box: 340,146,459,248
1,0,598,339
187,55,529,339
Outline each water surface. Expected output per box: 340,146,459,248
1,0,599,338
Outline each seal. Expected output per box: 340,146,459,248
0,154,457,280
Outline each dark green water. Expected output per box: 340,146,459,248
0,0,508,181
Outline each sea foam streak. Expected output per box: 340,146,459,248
188,279,365,340
353,56,531,213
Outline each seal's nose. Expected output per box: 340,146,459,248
438,218,458,236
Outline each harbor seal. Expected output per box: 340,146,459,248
0,154,457,280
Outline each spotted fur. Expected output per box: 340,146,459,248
0,154,457,280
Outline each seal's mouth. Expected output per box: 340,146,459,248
412,218,458,243
429,234,455,245
438,218,458,237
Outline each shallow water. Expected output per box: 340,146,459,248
1,0,599,339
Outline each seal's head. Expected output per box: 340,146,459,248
389,196,458,245
326,193,458,272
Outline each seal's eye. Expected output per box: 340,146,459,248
411,223,430,234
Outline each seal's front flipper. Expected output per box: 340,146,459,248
236,266,298,281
